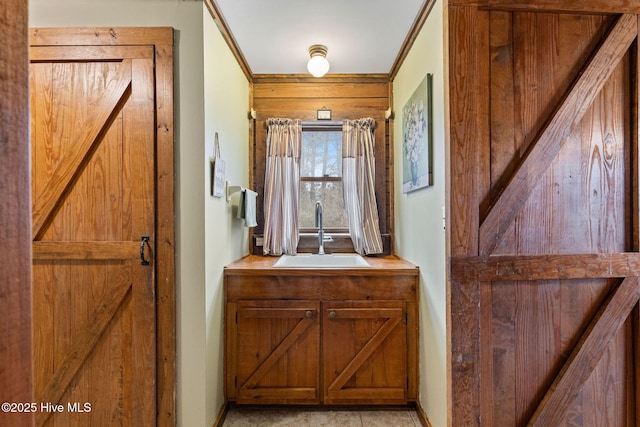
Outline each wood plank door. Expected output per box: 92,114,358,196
322,301,407,405
448,6,640,427
235,300,320,404
30,44,157,427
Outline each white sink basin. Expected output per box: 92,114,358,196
273,254,371,269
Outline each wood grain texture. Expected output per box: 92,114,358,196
235,301,320,405
448,4,638,427
30,45,153,61
253,82,389,99
35,274,131,427
450,253,640,281
30,28,174,426
152,32,176,427
251,76,391,255
479,13,637,255
31,59,132,240
30,26,173,46
224,258,419,404
224,254,419,276
527,277,640,426
324,303,406,404
482,0,640,14
33,241,141,259
447,5,490,426
0,2,32,426
634,16,640,252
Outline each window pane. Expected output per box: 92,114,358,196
299,181,349,229
300,131,342,177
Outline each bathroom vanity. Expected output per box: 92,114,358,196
223,254,419,406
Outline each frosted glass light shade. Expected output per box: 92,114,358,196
307,45,330,77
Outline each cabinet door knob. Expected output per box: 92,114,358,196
305,310,313,318
329,311,337,319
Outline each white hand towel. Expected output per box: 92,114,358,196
243,189,258,228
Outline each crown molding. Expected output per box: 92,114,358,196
389,0,437,80
204,0,253,81
205,0,436,83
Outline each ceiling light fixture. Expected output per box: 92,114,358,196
307,44,330,77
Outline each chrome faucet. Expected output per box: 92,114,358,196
315,201,325,255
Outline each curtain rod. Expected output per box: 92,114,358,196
300,120,343,126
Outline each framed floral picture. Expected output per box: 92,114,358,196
402,73,433,193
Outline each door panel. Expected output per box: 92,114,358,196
31,45,156,427
235,300,320,405
448,8,640,427
322,301,407,404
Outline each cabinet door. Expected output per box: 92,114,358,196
236,300,320,404
322,301,407,404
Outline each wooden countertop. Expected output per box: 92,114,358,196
224,254,419,276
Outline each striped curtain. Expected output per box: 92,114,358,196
263,118,302,255
342,118,383,255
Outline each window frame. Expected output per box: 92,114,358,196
299,121,349,234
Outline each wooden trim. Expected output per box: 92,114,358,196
479,281,494,426
30,26,173,46
527,276,640,426
450,252,640,281
447,5,489,426
389,0,437,80
190,0,436,82
449,279,481,426
254,82,390,99
30,27,176,427
415,401,433,427
33,241,141,260
203,0,252,81
480,0,640,14
448,5,488,257
0,1,32,426
479,14,638,255
153,31,176,427
211,401,229,427
30,45,154,61
634,17,640,252
252,74,391,84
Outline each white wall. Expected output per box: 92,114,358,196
29,2,250,426
392,1,447,426
203,11,250,426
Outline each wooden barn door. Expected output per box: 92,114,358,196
448,3,640,426
30,42,157,426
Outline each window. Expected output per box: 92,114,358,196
299,122,348,232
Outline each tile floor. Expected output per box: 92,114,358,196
222,406,422,427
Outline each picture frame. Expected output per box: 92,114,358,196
402,73,433,193
211,132,226,197
317,107,332,120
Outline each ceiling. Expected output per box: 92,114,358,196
212,0,428,76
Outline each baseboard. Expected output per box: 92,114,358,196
414,401,433,427
212,401,230,427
